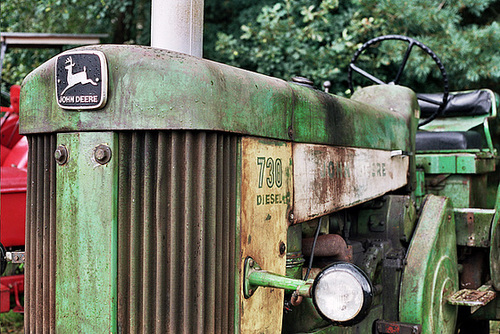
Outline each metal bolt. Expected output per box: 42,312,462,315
54,145,68,165
289,212,295,222
323,80,331,93
248,258,254,267
94,144,112,165
279,241,286,255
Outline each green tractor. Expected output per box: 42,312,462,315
13,34,499,333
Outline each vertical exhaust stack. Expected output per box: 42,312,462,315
151,0,204,57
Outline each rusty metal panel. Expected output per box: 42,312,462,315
293,144,409,222
116,131,238,333
24,134,57,333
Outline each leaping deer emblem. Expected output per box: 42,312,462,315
60,56,98,96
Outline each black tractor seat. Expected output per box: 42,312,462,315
415,90,494,151
417,90,492,118
415,131,484,151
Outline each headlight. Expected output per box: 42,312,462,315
312,262,373,326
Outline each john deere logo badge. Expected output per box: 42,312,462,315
55,51,107,110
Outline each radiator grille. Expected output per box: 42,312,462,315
24,134,57,333
24,131,238,333
116,131,239,333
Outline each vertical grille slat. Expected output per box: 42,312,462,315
25,134,56,334
26,131,238,333
117,130,238,333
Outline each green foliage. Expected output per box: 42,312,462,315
214,0,500,95
0,310,24,334
1,0,151,88
1,0,499,96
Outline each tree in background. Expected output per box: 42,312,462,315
1,0,150,92
215,0,500,95
1,0,499,96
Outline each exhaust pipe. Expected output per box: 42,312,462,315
151,0,204,57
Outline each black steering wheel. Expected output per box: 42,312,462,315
347,35,449,127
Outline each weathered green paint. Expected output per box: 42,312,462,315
286,224,305,280
20,45,416,152
425,174,489,208
399,195,458,334
244,258,312,298
56,132,117,333
248,270,312,296
490,183,500,290
416,153,496,174
454,208,495,247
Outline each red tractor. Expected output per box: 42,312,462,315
0,32,106,313
1,83,27,313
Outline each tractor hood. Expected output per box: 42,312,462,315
20,45,418,151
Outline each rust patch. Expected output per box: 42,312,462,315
293,143,409,222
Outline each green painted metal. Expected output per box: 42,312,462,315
425,174,489,208
56,132,118,333
20,45,415,152
454,208,495,247
399,195,458,334
416,153,496,174
286,224,305,280
244,258,312,298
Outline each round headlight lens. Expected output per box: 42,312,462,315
312,262,373,325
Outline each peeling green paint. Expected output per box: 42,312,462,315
56,132,118,333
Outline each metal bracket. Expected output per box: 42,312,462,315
6,252,25,264
447,284,496,313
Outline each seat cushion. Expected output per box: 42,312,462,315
416,131,484,151
417,90,491,118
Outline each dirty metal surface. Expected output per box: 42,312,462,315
55,132,118,333
374,319,422,334
447,288,496,307
416,153,496,174
425,174,489,208
399,195,458,334
21,45,413,152
293,144,408,222
24,134,57,334
301,234,350,261
240,137,292,333
454,208,495,247
116,131,238,333
490,183,500,290
460,250,486,290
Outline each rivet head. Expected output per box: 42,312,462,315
94,144,112,165
54,145,68,165
279,241,286,255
